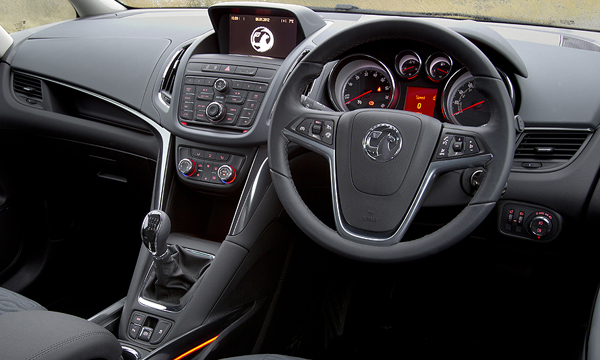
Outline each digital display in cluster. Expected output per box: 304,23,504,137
229,14,298,58
404,86,437,117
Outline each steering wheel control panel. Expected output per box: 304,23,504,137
177,146,245,186
497,201,562,241
128,311,173,345
179,56,278,132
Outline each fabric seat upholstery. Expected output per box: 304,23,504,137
0,286,46,313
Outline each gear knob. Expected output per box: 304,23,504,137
141,210,171,259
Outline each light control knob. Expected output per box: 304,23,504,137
529,215,552,238
178,158,196,176
217,164,236,184
206,102,225,122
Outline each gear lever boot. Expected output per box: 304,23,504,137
141,210,203,306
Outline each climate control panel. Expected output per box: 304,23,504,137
497,201,562,241
177,146,244,186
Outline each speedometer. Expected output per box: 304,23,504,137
328,55,397,112
442,68,514,126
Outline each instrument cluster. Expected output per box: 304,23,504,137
327,48,514,127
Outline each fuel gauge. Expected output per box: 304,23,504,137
395,50,421,80
426,52,452,82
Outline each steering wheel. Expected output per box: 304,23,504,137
268,18,514,263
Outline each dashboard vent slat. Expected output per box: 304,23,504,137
515,132,589,161
13,72,44,107
160,46,189,106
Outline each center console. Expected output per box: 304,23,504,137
110,3,327,360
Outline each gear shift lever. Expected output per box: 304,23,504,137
141,210,171,260
140,210,205,307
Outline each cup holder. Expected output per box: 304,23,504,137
121,346,140,360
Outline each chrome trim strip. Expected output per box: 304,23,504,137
158,47,186,108
121,346,141,360
282,128,492,245
523,127,594,132
19,74,172,211
229,149,271,236
182,247,215,259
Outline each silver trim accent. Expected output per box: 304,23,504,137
283,128,492,245
19,74,172,211
229,148,271,236
158,47,186,108
121,346,141,360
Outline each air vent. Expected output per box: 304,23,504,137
160,46,189,106
514,132,589,168
12,72,44,108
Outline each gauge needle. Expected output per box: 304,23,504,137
346,90,372,104
437,68,448,74
453,100,485,115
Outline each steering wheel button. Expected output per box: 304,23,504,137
296,123,309,134
312,123,323,134
466,137,480,153
452,141,463,152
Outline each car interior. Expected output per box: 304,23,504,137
1,0,600,359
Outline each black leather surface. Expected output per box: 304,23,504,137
0,310,122,360
0,287,46,313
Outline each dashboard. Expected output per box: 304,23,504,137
2,2,600,358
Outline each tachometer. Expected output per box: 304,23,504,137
328,55,397,111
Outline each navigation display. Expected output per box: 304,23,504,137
229,14,298,58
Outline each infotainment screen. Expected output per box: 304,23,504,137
229,14,298,58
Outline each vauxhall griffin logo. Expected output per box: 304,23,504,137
363,124,403,162
251,26,274,53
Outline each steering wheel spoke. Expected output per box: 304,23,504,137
283,110,341,159
431,126,493,173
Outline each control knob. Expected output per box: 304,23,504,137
217,164,236,184
206,102,226,122
178,158,196,176
529,215,552,238
214,78,229,93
